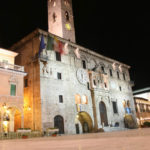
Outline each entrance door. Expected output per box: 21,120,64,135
83,122,89,133
75,124,80,134
99,102,108,126
54,115,64,134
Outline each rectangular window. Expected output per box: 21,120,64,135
119,86,122,91
87,82,90,90
117,71,120,79
57,73,62,80
104,82,107,88
112,101,118,114
24,79,28,87
59,95,63,103
82,60,86,69
101,66,105,73
93,80,96,86
109,69,113,77
56,52,61,61
10,84,16,96
123,73,126,80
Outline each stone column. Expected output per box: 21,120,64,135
88,71,98,132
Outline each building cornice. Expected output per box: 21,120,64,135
10,28,130,69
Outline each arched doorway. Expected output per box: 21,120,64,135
54,115,64,134
14,109,21,132
75,112,93,133
99,101,108,126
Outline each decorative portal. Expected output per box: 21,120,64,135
75,112,93,133
54,115,64,134
99,102,108,126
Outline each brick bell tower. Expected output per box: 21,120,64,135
48,0,76,43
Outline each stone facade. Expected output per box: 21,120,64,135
10,0,137,134
11,29,137,134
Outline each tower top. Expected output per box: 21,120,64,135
48,0,76,43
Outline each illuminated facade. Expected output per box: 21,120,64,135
0,48,26,133
10,0,137,134
134,87,150,126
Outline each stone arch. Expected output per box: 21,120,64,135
99,101,108,126
54,115,64,134
75,111,93,133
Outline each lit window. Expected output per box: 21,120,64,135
59,95,63,103
53,1,56,7
64,0,69,5
75,94,81,104
82,95,88,104
10,84,16,96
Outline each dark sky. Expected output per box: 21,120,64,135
0,0,149,90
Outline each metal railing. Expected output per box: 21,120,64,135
0,61,24,72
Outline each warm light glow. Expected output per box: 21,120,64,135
3,121,8,126
27,107,31,111
65,23,71,30
75,94,81,104
6,110,10,114
82,95,88,104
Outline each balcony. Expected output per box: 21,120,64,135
0,61,24,72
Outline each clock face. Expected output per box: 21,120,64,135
65,23,71,30
76,68,89,85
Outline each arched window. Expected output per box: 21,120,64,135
64,0,69,6
54,115,64,134
65,11,69,21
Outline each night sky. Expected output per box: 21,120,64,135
0,0,149,90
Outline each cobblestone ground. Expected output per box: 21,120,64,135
0,128,150,150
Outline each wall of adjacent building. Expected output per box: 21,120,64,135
14,35,42,131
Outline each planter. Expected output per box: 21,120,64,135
22,135,28,139
47,129,59,136
52,133,57,137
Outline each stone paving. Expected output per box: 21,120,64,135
0,128,150,150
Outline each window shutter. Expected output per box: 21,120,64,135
10,84,16,96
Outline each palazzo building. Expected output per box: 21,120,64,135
11,0,137,134
0,48,26,133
